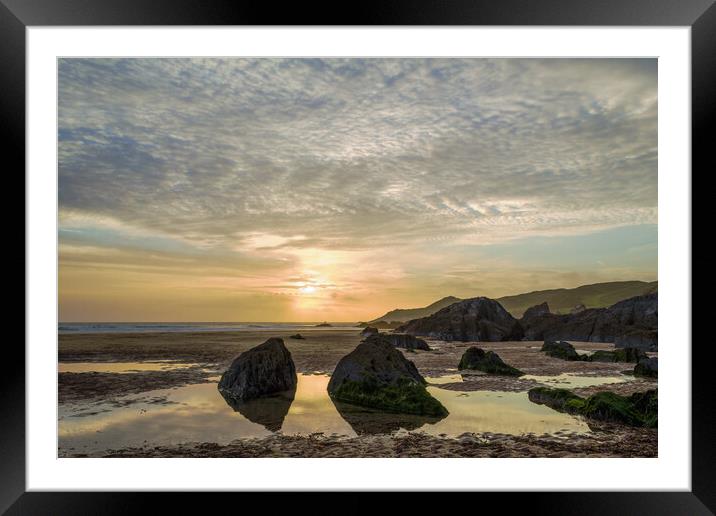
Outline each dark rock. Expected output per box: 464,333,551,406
520,293,658,350
360,326,379,338
615,329,658,352
397,297,523,342
522,302,551,319
218,338,297,401
528,387,584,413
315,322,332,327
589,347,648,363
541,340,586,361
382,333,430,351
289,333,306,340
528,387,658,427
331,399,445,435
327,335,447,416
457,346,523,376
220,388,295,431
634,357,658,378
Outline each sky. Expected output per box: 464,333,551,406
58,58,657,322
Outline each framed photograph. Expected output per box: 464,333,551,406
7,0,712,512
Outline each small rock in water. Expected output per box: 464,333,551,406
457,346,524,376
289,333,306,340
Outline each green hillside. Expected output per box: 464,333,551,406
366,281,657,323
496,280,658,317
369,296,462,324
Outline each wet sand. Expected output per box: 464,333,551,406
59,329,657,457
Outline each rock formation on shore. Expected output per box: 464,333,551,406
289,333,305,340
218,337,297,401
360,326,379,338
528,387,657,427
397,297,523,342
458,346,523,376
520,293,657,350
327,335,447,416
634,357,658,378
541,340,586,361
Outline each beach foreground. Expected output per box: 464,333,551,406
58,328,657,458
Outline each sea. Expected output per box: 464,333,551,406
58,322,360,334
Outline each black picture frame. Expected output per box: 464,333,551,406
5,0,712,513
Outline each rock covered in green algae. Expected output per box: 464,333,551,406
540,340,587,361
634,357,658,378
457,346,524,376
327,335,448,417
528,386,657,427
589,347,648,363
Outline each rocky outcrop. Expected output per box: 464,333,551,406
457,346,523,376
615,329,657,352
218,338,297,401
397,297,523,342
327,335,447,416
634,357,658,378
522,302,551,319
589,347,648,363
289,333,306,340
520,293,658,349
528,387,657,427
360,326,379,338
541,340,586,361
382,333,430,351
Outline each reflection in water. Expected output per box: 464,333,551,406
58,361,195,374
521,373,631,389
220,388,296,432
331,399,446,435
59,373,592,456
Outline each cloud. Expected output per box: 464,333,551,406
58,58,657,320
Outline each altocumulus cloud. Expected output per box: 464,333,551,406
59,58,657,250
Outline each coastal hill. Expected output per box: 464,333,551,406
368,296,461,325
497,280,657,317
368,281,657,322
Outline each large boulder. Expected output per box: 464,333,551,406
458,346,523,376
382,333,430,351
360,326,379,337
634,357,658,378
218,338,297,401
520,293,658,349
397,297,523,342
327,335,448,417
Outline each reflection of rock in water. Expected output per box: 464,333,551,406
331,399,446,435
220,388,295,432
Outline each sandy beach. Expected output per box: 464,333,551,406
58,328,657,458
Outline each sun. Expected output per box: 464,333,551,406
299,285,317,294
